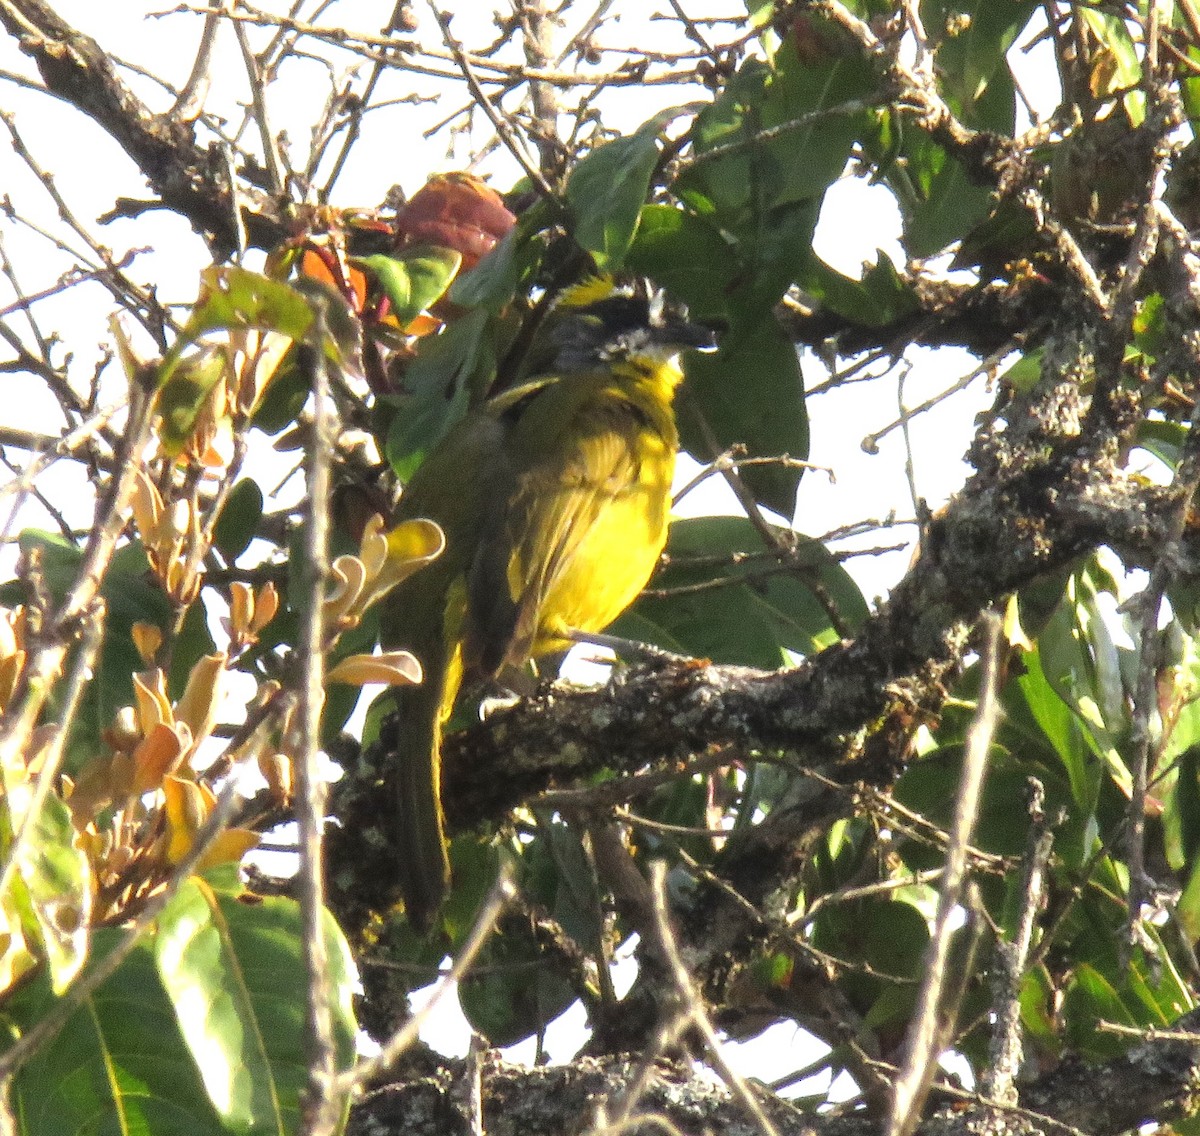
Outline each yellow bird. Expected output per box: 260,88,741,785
381,280,715,929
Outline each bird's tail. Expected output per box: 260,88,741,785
393,630,464,932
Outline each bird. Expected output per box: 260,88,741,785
379,277,716,930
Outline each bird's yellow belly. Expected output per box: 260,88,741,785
533,456,673,653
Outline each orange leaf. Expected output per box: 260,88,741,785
197,828,259,871
132,722,186,794
162,775,210,865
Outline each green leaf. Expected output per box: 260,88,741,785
8,931,227,1135
456,842,576,1046
615,516,867,667
811,892,930,1017
897,748,1075,863
998,349,1043,396
923,0,1037,130
213,478,264,563
903,137,997,258
626,205,738,322
801,252,919,327
450,219,547,311
354,245,463,326
4,791,90,994
161,267,362,393
678,312,809,516
677,59,772,225
157,346,228,457
1038,568,1131,797
250,350,309,435
567,108,690,270
1015,644,1100,813
404,305,495,402
760,32,875,203
1063,962,1136,1058
160,267,315,387
1168,746,1200,877
384,383,471,484
1135,417,1188,471
154,868,358,1132
1077,8,1145,125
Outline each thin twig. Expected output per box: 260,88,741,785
164,2,222,121
887,610,1004,1136
0,601,103,907
645,861,781,1136
333,863,515,1095
982,778,1056,1106
428,3,556,200
293,332,338,1136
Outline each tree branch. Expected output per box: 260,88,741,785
0,0,282,253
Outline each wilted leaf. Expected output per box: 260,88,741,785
162,775,213,866
327,650,423,686
396,172,516,270
173,653,227,745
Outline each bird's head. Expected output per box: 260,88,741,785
550,277,717,373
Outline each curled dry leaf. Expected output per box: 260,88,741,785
326,650,423,687
0,891,37,997
129,468,163,546
324,554,369,631
358,514,389,581
130,621,163,667
173,653,227,746
228,582,254,638
251,581,279,633
0,607,26,714
258,751,293,806
104,706,141,754
197,828,260,872
357,517,444,613
131,721,186,794
235,329,293,416
161,775,215,866
132,669,173,736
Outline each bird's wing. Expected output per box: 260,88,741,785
466,385,649,674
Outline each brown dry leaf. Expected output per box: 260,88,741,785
258,751,293,805
131,621,163,667
197,828,259,871
174,653,227,745
324,555,368,629
0,892,37,998
66,756,117,822
238,329,294,415
133,670,173,736
251,582,279,633
131,722,186,794
357,518,444,613
162,775,210,865
358,514,389,581
129,468,163,546
326,650,423,687
0,650,25,715
228,582,255,638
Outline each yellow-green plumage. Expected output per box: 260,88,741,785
381,289,711,928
